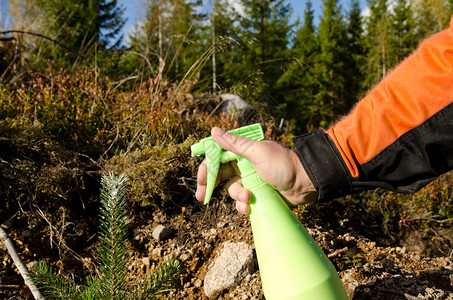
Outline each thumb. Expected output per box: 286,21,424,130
211,127,258,161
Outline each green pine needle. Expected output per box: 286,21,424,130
30,172,184,299
133,257,185,299
29,260,79,300
97,173,130,298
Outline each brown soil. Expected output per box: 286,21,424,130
1,191,453,299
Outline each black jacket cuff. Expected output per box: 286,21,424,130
293,130,352,202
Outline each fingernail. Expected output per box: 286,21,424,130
212,127,226,137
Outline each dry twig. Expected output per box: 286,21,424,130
328,246,349,258
0,226,44,300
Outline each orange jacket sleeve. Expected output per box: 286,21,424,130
293,17,453,201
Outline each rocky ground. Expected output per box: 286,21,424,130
1,191,453,299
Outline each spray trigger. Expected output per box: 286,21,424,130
203,140,221,204
191,123,265,204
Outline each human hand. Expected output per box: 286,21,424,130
195,127,318,214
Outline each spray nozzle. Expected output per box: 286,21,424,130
191,123,265,204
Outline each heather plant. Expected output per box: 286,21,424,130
344,172,453,244
30,173,184,299
0,67,249,156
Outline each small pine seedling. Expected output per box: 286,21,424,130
30,173,184,299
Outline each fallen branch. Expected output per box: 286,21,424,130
0,226,44,300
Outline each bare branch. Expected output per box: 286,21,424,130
0,30,86,59
0,226,44,300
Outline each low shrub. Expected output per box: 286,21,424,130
103,136,198,209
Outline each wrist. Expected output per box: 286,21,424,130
288,150,318,205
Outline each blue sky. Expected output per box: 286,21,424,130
288,0,368,23
119,0,369,46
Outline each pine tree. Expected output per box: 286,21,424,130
277,0,319,132
314,0,348,127
7,0,42,32
363,0,390,89
30,173,184,299
8,0,125,65
389,0,416,67
344,0,365,104
239,0,293,108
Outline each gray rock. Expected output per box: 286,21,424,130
219,94,251,120
152,224,172,241
203,241,256,298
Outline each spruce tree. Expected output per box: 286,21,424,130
208,0,243,91
277,0,319,132
194,0,243,92
239,0,293,109
344,0,365,105
389,0,416,67
29,0,125,64
315,0,348,127
363,0,390,89
96,0,126,49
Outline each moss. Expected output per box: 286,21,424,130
0,117,96,218
104,136,198,208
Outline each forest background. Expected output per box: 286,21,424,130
4,0,453,135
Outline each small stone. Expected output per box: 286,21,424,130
152,247,162,258
194,278,202,288
152,224,172,241
382,258,398,271
363,262,372,273
348,282,358,292
142,257,150,266
245,274,251,283
365,281,376,287
180,253,191,262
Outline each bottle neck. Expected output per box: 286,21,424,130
237,159,264,189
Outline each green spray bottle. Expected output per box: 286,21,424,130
191,123,348,300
